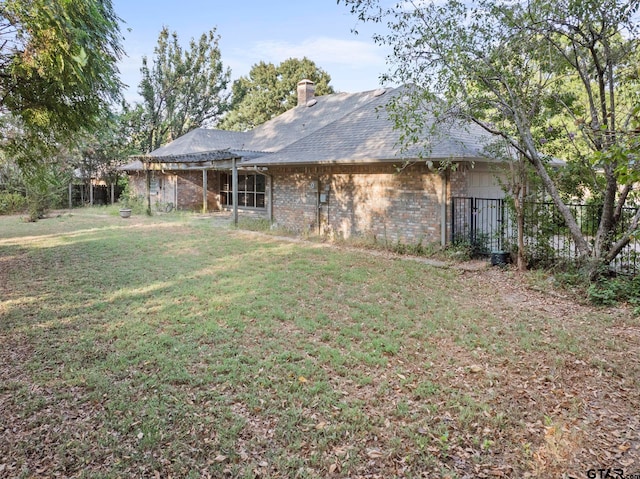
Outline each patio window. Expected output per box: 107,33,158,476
220,172,266,208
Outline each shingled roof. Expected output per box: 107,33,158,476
120,84,493,171
243,86,491,166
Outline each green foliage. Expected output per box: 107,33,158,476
117,178,145,214
22,164,70,221
0,192,27,214
71,107,136,192
220,57,335,131
0,153,25,194
0,0,124,161
137,26,231,152
340,0,640,275
588,275,640,311
449,232,491,259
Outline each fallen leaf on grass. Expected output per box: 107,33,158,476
469,365,483,374
333,446,349,457
214,455,228,463
366,448,383,459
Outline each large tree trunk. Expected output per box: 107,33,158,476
510,108,593,259
526,146,592,258
593,165,618,258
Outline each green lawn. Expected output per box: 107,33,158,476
1,210,638,478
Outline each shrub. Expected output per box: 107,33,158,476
588,275,640,312
0,192,27,215
118,180,146,215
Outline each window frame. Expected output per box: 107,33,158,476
220,172,266,209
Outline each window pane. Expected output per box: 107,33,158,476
255,174,266,192
246,193,255,207
220,173,230,192
246,174,255,192
256,193,265,208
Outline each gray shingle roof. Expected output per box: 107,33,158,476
243,86,492,166
244,89,388,152
148,129,251,157
124,85,494,169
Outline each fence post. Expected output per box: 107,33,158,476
470,197,476,246
498,198,505,251
451,198,456,243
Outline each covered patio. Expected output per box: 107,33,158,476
123,149,271,223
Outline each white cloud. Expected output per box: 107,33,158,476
248,37,385,67
225,36,390,92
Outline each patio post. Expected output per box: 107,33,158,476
232,157,238,225
202,169,208,214
146,166,152,216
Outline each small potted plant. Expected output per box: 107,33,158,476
118,195,132,219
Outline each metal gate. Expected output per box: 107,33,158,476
451,197,510,254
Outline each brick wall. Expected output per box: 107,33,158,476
268,163,450,245
449,163,470,198
176,170,221,211
125,162,479,245
127,170,222,211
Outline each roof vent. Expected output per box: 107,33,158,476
306,98,317,107
372,88,386,97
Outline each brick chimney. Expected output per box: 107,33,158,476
297,79,315,106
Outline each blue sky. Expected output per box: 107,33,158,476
112,0,391,104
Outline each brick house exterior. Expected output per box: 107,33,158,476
266,163,464,245
121,81,504,247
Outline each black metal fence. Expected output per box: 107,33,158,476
451,197,640,275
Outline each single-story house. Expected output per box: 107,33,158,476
120,80,505,246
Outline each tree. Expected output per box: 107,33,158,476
341,0,640,276
0,0,124,157
137,27,231,152
220,57,334,131
73,107,138,202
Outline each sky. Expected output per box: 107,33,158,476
111,0,392,104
